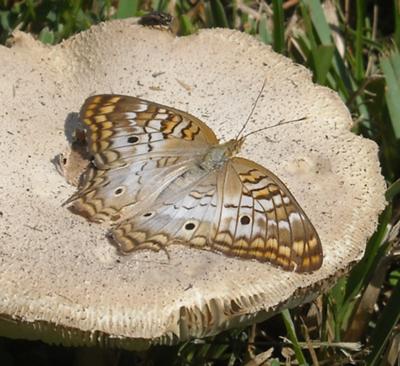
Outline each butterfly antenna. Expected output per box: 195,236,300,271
236,78,267,140
243,117,308,139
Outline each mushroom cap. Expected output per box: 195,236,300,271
0,20,386,349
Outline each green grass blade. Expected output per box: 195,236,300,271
152,0,169,12
355,0,365,80
0,10,11,31
115,0,139,19
344,206,392,305
330,50,354,98
386,179,400,201
300,0,356,98
303,0,332,45
366,278,400,365
328,277,347,340
395,0,400,48
335,207,392,333
299,2,317,48
38,26,55,44
210,0,229,28
179,14,196,36
259,14,272,45
272,0,285,54
299,1,347,90
310,44,335,84
381,49,400,139
282,309,309,365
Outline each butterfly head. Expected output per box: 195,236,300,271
225,137,245,157
214,137,245,162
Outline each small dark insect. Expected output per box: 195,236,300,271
138,11,173,28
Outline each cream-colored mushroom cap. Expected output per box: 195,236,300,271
0,20,386,349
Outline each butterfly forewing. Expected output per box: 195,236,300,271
222,158,322,272
68,95,217,222
80,95,218,169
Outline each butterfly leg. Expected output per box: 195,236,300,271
147,242,171,261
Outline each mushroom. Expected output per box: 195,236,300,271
0,20,386,349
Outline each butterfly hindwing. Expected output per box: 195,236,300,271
110,157,322,273
67,156,197,222
111,169,219,252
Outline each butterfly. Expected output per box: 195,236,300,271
65,93,323,273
